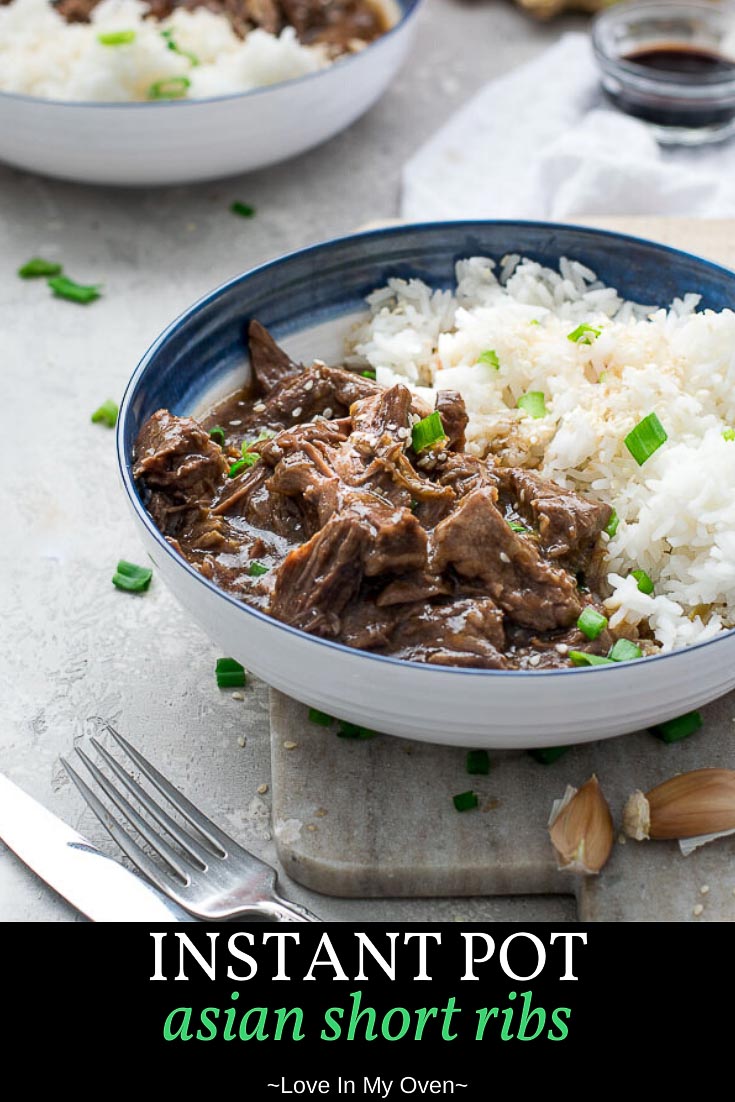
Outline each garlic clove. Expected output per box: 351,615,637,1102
623,768,735,842
548,774,614,874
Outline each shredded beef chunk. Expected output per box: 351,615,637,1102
134,321,638,670
50,0,389,51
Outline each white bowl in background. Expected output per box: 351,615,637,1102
0,0,421,187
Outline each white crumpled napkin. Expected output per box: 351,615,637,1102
401,33,735,220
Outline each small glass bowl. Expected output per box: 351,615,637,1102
592,0,735,146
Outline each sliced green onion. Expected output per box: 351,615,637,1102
569,651,614,667
508,520,530,533
650,711,703,744
308,707,334,726
722,428,735,442
231,201,255,218
630,569,654,595
228,454,258,477
411,410,446,453
248,561,269,577
605,509,620,538
529,319,541,327
577,607,608,640
97,30,136,45
452,790,478,812
91,399,118,428
209,426,226,446
516,391,547,419
361,369,376,379
112,560,152,592
215,657,246,688
160,29,199,65
624,412,668,466
48,275,101,304
609,639,643,662
528,746,569,764
567,323,601,344
147,76,190,100
18,257,62,279
477,349,500,369
336,720,376,740
466,749,490,775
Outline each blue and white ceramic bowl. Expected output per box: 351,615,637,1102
118,221,735,747
0,0,421,186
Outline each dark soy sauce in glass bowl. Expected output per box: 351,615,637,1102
593,1,735,145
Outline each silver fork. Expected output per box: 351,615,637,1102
60,726,318,922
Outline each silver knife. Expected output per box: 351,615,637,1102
0,772,195,922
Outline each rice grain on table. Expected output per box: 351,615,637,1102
350,255,735,653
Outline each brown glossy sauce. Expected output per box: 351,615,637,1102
623,43,735,77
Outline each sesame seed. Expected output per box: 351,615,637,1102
229,420,242,426
314,808,328,818
437,451,447,461
283,740,298,750
528,655,541,667
693,904,704,917
323,407,333,419
253,402,266,412
396,427,409,439
306,824,317,832
617,833,627,845
313,359,326,368
499,551,510,563
291,407,302,418
410,413,421,426
257,783,269,795
304,379,314,391
556,643,569,655
237,736,246,748
231,691,244,701
700,884,710,895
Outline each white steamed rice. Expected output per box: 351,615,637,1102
0,0,329,101
349,255,735,653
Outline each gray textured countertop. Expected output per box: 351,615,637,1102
0,0,586,922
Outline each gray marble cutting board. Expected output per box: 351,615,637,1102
270,689,735,921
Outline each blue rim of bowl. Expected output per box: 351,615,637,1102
118,218,735,678
0,0,421,110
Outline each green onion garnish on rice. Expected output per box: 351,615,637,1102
18,257,62,278
97,30,136,45
215,657,247,688
577,607,608,640
723,428,735,442
229,451,259,477
477,349,500,369
624,412,668,466
248,561,269,577
507,521,530,533
609,639,643,662
650,711,703,743
91,400,118,428
516,391,547,419
112,560,152,592
240,442,261,463
209,426,226,446
361,369,377,379
48,275,101,304
452,790,478,812
529,746,569,764
569,651,614,667
466,750,490,775
411,411,446,453
147,76,191,100
567,323,601,344
605,509,620,537
160,29,199,66
631,569,654,595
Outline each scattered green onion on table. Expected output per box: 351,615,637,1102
112,560,152,592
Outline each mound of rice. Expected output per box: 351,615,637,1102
350,255,735,653
0,0,328,101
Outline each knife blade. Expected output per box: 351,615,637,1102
0,772,195,922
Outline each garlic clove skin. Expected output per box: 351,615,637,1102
548,774,614,874
623,768,735,842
